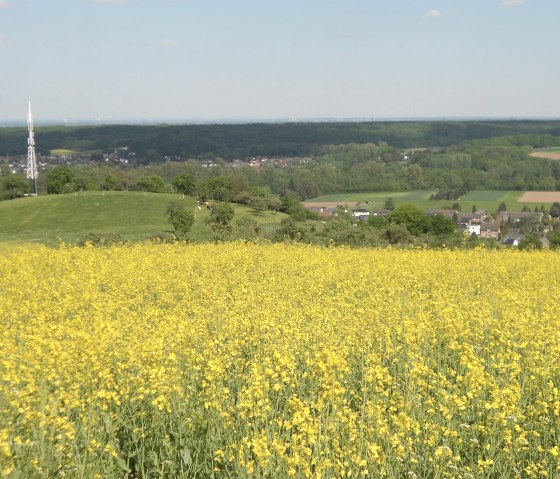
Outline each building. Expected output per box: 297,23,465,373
479,222,501,239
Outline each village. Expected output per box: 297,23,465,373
305,203,554,248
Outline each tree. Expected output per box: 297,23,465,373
280,194,314,220
385,224,411,244
102,174,120,191
1,175,30,199
429,214,456,235
406,164,425,188
248,196,268,214
209,202,235,226
518,233,543,250
550,202,560,218
387,204,429,235
166,202,194,235
280,194,301,214
232,217,261,241
207,202,235,241
72,177,91,192
46,166,74,194
368,215,387,228
266,196,282,213
471,204,477,213
135,176,167,193
384,197,395,211
273,218,312,243
498,201,507,212
172,173,196,196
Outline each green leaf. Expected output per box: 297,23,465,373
182,448,192,467
115,456,130,472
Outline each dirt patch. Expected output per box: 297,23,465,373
518,191,560,203
302,201,358,208
530,152,560,160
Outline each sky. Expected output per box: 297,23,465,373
0,0,559,122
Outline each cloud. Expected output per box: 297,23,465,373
423,9,443,18
0,37,12,47
502,0,523,5
89,0,136,5
0,0,12,9
160,38,180,47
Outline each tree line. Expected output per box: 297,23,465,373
2,120,560,158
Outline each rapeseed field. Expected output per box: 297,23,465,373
0,243,558,478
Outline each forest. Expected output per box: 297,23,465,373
2,121,560,201
2,120,560,159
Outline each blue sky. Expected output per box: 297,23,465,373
0,0,558,121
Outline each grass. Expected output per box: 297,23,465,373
533,147,560,152
189,203,287,242
308,190,543,212
0,191,287,246
49,149,77,156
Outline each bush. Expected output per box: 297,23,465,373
385,224,411,244
77,233,126,247
166,202,195,235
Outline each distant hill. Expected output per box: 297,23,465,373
2,120,560,160
0,191,287,245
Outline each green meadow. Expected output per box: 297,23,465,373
49,149,78,156
0,191,286,246
308,190,541,212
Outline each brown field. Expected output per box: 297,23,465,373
302,201,358,208
518,191,560,203
530,151,560,160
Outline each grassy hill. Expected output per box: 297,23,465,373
0,191,286,246
307,190,537,212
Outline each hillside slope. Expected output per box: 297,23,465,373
0,191,288,245
0,192,193,245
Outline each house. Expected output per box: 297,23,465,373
307,206,332,218
352,208,370,218
479,222,501,239
498,211,509,223
307,207,324,214
458,213,485,225
507,211,544,223
372,209,391,217
503,237,521,247
459,224,481,236
502,230,523,247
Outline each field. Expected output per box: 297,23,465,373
49,149,78,156
0,191,286,245
530,148,560,160
519,191,560,203
308,190,534,212
1,243,559,478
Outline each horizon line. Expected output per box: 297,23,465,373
1,115,560,127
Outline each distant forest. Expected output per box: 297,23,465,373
3,121,560,200
2,120,560,159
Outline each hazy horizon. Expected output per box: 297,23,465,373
3,115,560,129
1,0,559,122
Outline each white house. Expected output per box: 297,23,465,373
352,208,370,218
466,224,481,236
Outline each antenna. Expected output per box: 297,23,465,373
26,101,38,195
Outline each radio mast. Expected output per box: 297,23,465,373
26,101,38,195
